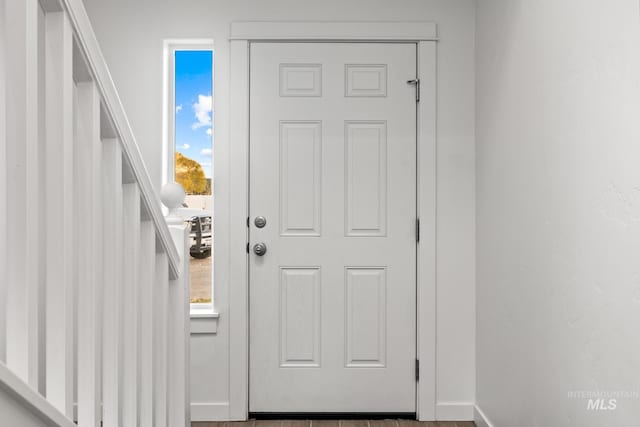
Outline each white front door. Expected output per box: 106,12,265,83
249,42,417,413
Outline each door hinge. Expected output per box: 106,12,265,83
415,218,420,242
415,359,420,381
246,242,250,253
246,216,250,227
407,79,420,102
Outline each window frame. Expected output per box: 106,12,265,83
162,39,216,316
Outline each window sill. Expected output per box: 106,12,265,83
190,302,216,318
190,310,219,319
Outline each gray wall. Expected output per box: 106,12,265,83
476,0,640,425
82,0,476,419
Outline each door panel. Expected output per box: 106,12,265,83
279,121,322,236
249,42,417,413
345,121,388,236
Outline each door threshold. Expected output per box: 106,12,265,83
249,413,417,420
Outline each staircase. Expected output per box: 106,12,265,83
0,0,191,425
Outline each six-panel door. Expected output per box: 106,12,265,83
249,42,417,413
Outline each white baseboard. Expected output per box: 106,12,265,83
435,401,474,421
74,400,482,423
191,402,231,421
474,405,495,427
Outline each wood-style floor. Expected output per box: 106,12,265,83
193,420,476,427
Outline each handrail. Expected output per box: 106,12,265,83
1,1,191,425
59,0,181,279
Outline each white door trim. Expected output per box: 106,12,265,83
230,21,438,41
228,22,437,421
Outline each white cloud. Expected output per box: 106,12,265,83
177,143,190,150
175,104,183,113
201,148,212,156
192,95,212,129
206,128,212,136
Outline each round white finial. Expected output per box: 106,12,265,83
161,182,186,225
161,182,186,209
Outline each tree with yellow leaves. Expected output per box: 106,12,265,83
175,152,208,194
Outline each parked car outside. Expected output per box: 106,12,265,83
175,207,212,259
188,213,212,259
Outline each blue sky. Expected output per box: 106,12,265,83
175,50,213,178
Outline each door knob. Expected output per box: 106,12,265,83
253,242,267,256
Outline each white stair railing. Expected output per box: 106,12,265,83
0,0,191,426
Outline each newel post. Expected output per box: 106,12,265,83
161,182,191,427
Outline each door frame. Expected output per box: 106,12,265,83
228,21,437,421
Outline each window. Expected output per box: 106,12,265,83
164,41,214,314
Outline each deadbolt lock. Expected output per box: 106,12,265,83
254,216,267,228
